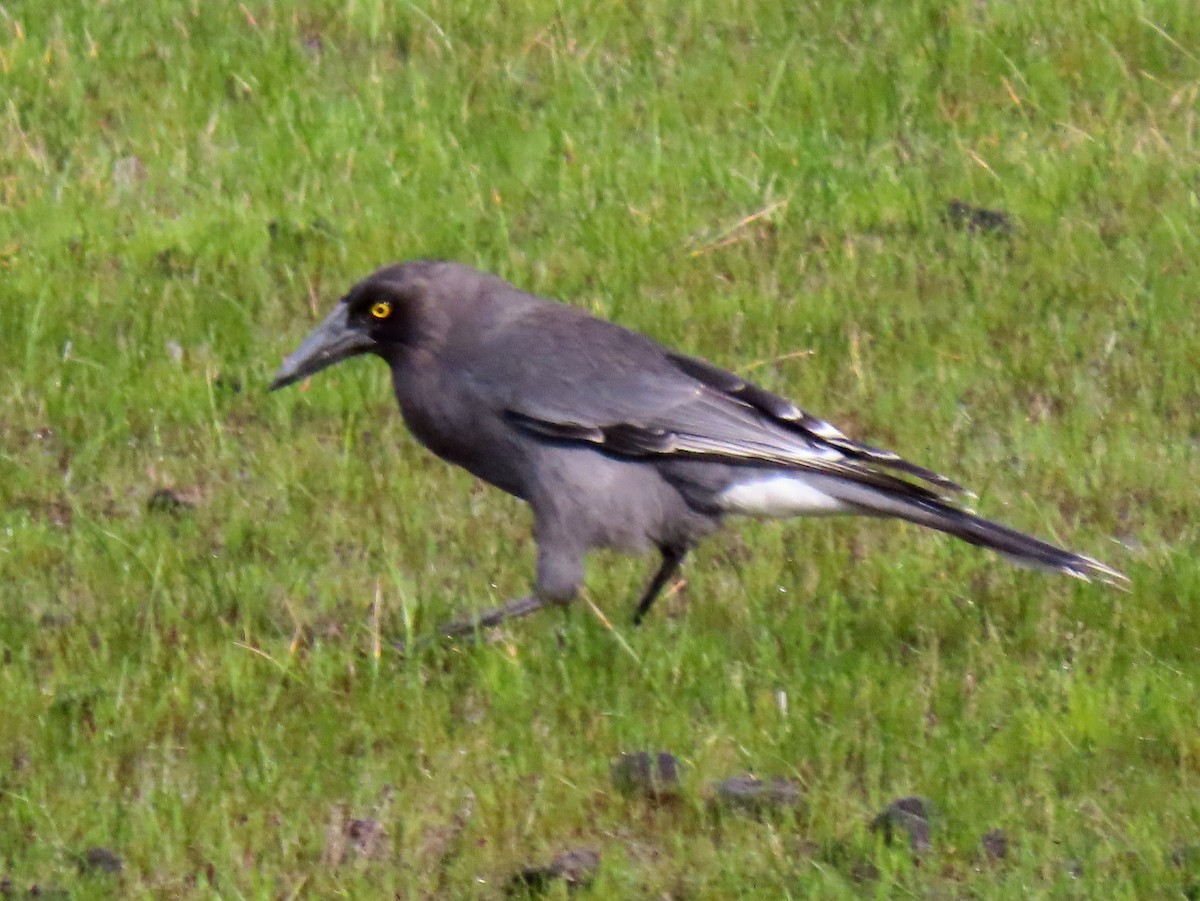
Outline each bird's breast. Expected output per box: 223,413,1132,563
390,358,531,501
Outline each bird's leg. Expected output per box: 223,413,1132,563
393,595,563,654
402,541,583,649
433,594,556,640
631,546,688,625
407,543,685,649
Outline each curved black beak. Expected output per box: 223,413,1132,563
270,303,376,391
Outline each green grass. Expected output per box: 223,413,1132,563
2,0,1198,896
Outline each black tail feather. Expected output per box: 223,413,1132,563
907,498,1128,586
811,473,1128,586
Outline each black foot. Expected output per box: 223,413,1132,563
394,595,556,654
632,546,688,625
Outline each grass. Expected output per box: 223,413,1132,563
1,0,1198,896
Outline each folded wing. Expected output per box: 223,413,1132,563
465,305,962,497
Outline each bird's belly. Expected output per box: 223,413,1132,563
716,472,852,518
531,445,716,553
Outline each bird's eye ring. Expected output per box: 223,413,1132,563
370,301,392,320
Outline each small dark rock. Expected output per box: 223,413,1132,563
505,848,599,897
345,818,385,858
78,846,122,875
944,199,1015,236
322,806,392,866
980,828,1007,861
147,488,194,515
711,775,801,813
611,751,684,800
871,797,933,854
1064,858,1083,878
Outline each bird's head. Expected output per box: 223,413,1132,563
269,264,431,391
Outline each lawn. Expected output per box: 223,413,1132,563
1,0,1198,897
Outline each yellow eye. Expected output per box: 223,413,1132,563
370,301,392,320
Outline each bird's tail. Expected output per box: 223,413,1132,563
808,472,1128,586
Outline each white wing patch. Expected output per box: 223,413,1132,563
717,472,853,518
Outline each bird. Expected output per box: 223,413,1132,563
270,260,1127,639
